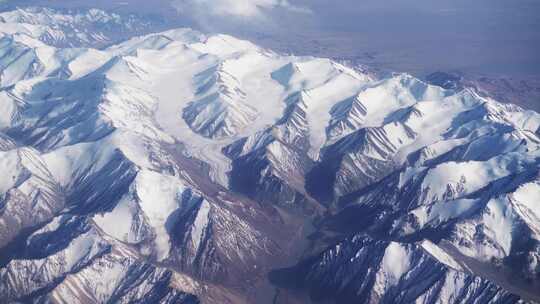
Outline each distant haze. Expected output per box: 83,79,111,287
284,0,540,77
3,0,540,78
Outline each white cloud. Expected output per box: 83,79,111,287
173,0,310,19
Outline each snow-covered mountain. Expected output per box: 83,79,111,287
0,7,164,48
0,7,539,304
271,236,522,303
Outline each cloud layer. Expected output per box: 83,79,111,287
173,0,308,18
175,0,290,17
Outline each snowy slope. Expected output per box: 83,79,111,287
273,235,520,303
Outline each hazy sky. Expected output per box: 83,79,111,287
286,0,540,77
3,0,540,77
169,0,540,77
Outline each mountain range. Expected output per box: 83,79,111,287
0,7,539,304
